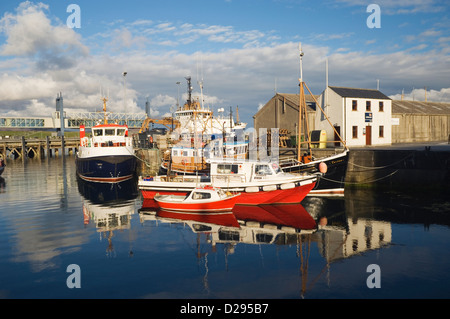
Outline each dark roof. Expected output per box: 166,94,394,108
276,93,319,106
392,100,450,115
330,86,391,100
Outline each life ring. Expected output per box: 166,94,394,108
80,137,88,147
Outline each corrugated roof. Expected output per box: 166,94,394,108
330,86,391,100
392,100,450,115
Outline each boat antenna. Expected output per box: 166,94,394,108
185,76,192,108
197,55,205,110
299,43,304,83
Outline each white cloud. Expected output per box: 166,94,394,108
0,73,56,101
389,87,450,103
0,1,88,69
0,1,449,126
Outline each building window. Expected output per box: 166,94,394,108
352,126,358,139
379,125,384,138
366,101,371,111
379,101,384,112
352,100,357,111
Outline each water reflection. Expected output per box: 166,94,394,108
77,177,139,257
139,202,317,247
138,196,400,297
303,196,392,262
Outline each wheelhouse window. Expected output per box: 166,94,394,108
192,192,212,200
217,164,239,174
105,129,115,136
352,126,358,139
255,164,272,175
352,100,357,111
117,129,126,136
271,163,281,174
93,129,103,136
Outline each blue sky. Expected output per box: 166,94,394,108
0,0,449,125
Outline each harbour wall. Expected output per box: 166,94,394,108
136,148,161,176
345,145,450,193
134,144,450,194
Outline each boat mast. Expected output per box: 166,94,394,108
102,97,108,125
297,43,311,161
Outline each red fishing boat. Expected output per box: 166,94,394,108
154,185,240,213
139,159,318,205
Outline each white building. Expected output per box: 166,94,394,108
316,86,392,147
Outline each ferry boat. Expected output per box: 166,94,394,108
154,185,240,213
139,159,318,205
75,98,136,183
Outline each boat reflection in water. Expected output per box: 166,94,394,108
139,201,318,294
77,177,139,256
140,195,394,297
139,201,317,247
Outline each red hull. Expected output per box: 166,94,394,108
140,199,241,228
157,209,241,228
232,204,316,230
141,182,316,206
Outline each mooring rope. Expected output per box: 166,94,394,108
347,152,414,172
318,169,399,185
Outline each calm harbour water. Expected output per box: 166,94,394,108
0,156,449,300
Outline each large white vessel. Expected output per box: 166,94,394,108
160,76,248,175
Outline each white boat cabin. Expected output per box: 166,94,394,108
208,160,287,183
80,124,133,148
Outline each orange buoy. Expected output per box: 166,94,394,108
319,162,327,173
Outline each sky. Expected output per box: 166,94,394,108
0,0,449,126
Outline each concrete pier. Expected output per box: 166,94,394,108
345,143,450,192
0,136,79,159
